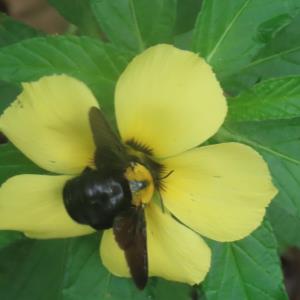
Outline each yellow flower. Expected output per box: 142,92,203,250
0,44,277,285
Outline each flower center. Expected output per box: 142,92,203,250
124,163,154,206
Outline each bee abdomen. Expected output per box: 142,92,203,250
63,168,132,230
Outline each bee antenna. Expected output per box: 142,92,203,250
159,170,174,180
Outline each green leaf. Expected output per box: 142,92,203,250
0,235,102,300
0,231,24,249
48,0,101,37
91,0,177,53
174,30,193,50
215,118,300,249
0,234,191,300
0,80,21,114
175,0,202,34
0,36,133,117
291,0,300,11
0,13,42,47
193,0,294,78
268,202,300,250
146,280,191,300
224,12,300,93
0,143,46,185
202,221,288,300
228,76,300,122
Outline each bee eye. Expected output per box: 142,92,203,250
129,180,148,193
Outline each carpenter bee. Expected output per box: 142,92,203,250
63,107,151,290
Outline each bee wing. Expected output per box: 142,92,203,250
89,107,130,172
113,206,148,290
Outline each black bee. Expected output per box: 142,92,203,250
63,107,150,290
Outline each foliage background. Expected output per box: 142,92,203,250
1,0,300,299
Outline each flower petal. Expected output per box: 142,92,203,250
162,143,277,242
0,75,99,174
115,44,227,158
100,230,130,278
0,174,94,238
100,203,210,285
